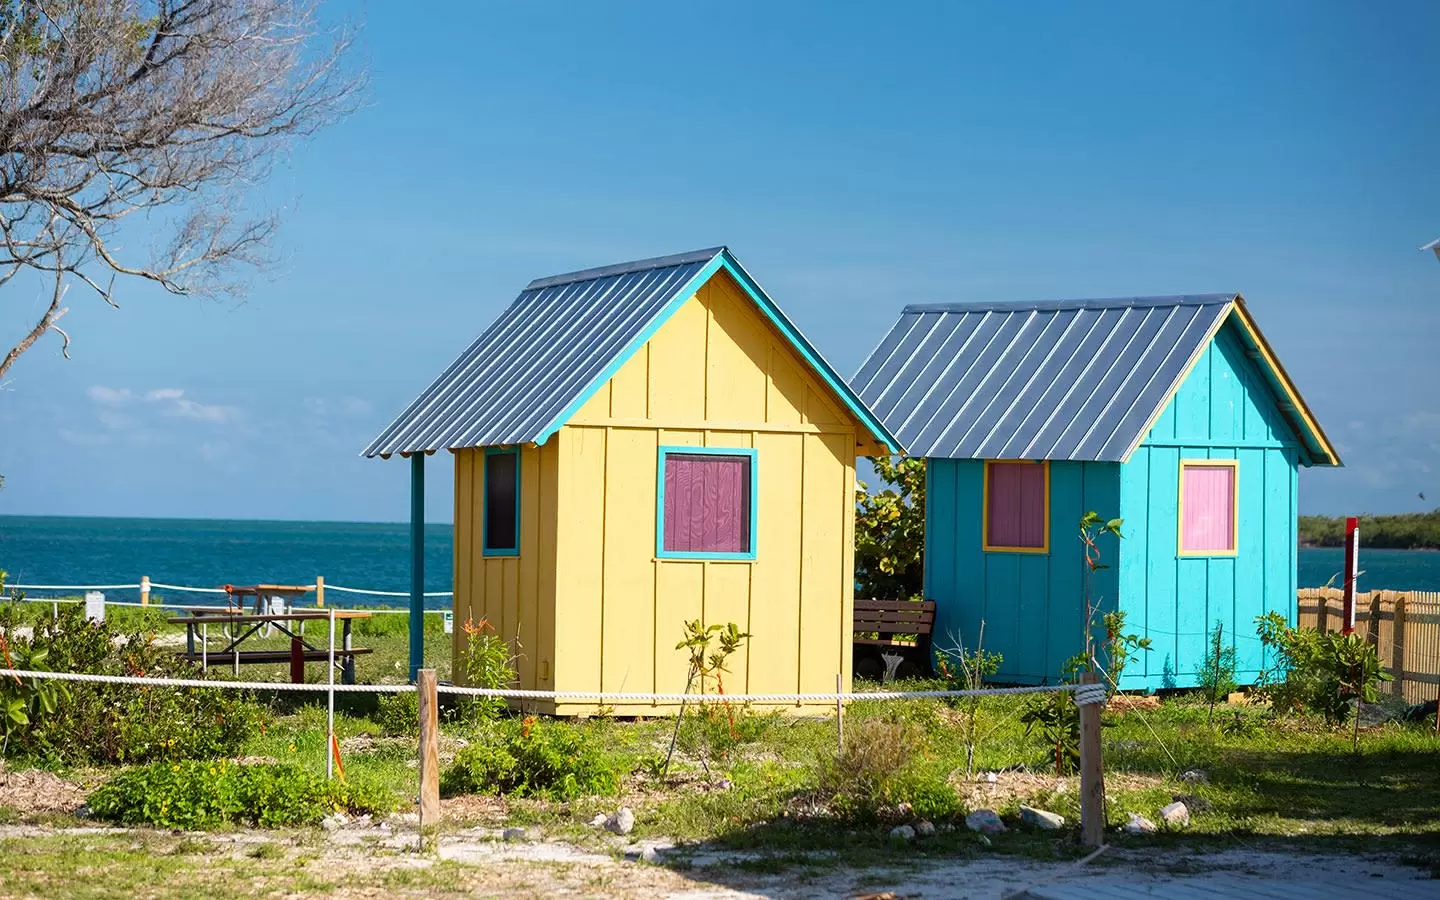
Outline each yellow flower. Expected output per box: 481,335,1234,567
288,743,296,753
171,764,180,772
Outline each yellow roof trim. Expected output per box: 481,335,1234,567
1229,297,1340,466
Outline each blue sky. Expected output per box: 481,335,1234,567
1,1,1437,522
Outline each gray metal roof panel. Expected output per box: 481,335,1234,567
852,295,1239,461
362,253,717,458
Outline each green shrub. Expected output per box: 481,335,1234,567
88,761,395,829
1254,612,1392,723
440,717,619,800
0,605,267,764
817,717,927,816
374,691,418,737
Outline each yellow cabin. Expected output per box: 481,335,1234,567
364,248,899,714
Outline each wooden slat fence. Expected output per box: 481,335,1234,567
1297,588,1440,705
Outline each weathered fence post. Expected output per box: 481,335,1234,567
1078,673,1106,848
835,673,844,754
316,575,325,609
140,575,150,607
418,669,440,837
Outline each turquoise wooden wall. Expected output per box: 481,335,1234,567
922,319,1302,690
925,458,1120,684
1116,321,1299,690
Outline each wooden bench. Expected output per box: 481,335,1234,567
853,599,936,681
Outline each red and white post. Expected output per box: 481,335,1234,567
1341,516,1359,635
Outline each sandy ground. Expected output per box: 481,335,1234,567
3,819,1434,899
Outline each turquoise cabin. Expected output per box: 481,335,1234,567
852,295,1340,690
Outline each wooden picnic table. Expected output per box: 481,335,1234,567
168,608,372,685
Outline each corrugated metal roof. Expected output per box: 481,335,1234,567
363,247,901,459
363,249,721,458
852,295,1239,462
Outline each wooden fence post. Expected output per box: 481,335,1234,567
315,575,325,609
1078,673,1105,849
1391,594,1406,699
140,575,150,607
418,669,440,836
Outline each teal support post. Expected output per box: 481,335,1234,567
409,452,425,682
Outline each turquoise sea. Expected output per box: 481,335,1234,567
1,516,1437,607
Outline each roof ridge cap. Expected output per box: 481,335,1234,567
524,247,726,291
902,294,1238,314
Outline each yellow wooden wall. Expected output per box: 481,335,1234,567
453,270,870,714
452,441,558,701
551,270,864,714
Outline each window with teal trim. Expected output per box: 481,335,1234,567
483,449,520,556
657,447,756,560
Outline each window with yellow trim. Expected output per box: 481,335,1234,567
983,461,1049,553
1179,460,1237,555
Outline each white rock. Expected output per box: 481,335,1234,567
640,846,659,863
606,807,635,835
915,820,936,837
1019,806,1065,830
1179,769,1208,784
589,813,609,827
1159,801,1190,828
1123,813,1158,835
321,813,348,831
889,824,916,841
965,808,1006,834
502,827,526,842
986,772,998,784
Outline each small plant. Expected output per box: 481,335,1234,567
1199,620,1239,719
1253,611,1393,728
460,618,518,726
374,691,418,737
439,717,620,800
88,761,394,829
1020,691,1080,775
817,716,926,816
933,625,1002,776
664,620,751,778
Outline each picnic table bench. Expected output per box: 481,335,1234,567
852,598,935,681
168,608,372,685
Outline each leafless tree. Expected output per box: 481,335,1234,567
0,0,362,381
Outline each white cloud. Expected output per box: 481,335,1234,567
164,397,238,424
87,385,132,404
84,384,241,427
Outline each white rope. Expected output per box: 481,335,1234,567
323,585,453,597
0,668,415,694
146,583,229,594
436,682,1088,704
7,583,141,591
0,667,1087,705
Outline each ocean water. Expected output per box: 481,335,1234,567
1,516,1437,607
0,516,456,609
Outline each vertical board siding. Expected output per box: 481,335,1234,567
454,442,557,697
544,270,862,713
1117,320,1302,690
926,458,1118,684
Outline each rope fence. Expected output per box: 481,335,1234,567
2,578,451,614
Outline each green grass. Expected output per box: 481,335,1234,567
4,607,1438,870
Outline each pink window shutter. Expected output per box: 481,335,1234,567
988,463,1045,549
664,454,749,553
1181,465,1235,553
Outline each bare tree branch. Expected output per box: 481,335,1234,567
0,0,364,381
